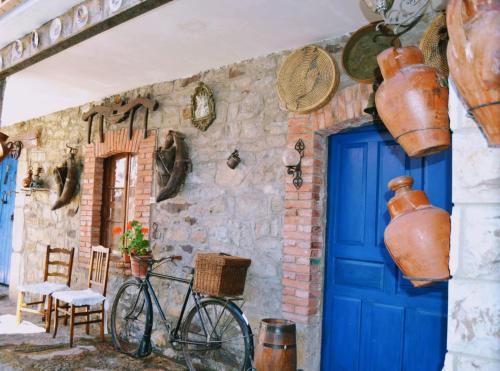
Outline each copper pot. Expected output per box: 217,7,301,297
375,46,450,157
0,132,11,163
447,0,500,145
384,176,451,287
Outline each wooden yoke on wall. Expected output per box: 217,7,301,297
83,97,159,144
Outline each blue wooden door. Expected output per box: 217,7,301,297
0,156,18,285
321,124,450,371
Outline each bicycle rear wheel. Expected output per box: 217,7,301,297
110,279,151,356
181,298,253,371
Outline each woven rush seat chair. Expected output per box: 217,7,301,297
52,245,110,347
16,245,75,332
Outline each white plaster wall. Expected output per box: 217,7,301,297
443,84,500,371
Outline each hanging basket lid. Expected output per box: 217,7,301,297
342,22,401,84
419,12,449,76
277,45,339,113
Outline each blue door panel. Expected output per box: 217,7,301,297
0,156,18,285
322,124,449,371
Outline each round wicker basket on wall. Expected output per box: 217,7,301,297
277,45,339,114
419,12,449,76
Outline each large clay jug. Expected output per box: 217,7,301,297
0,132,10,163
384,176,451,287
375,46,450,157
447,0,500,145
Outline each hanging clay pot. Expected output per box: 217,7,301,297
384,176,451,287
375,46,450,157
0,132,11,163
447,0,500,145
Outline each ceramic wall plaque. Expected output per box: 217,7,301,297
49,18,62,42
191,82,216,131
109,0,123,13
74,5,89,28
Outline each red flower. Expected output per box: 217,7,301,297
127,221,133,230
112,226,123,235
141,227,149,234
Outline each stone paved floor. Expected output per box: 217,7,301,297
0,293,187,371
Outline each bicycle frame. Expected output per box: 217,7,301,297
134,268,196,357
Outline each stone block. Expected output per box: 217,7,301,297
451,204,500,280
452,130,500,204
447,279,500,360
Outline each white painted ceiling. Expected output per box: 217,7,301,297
1,0,376,126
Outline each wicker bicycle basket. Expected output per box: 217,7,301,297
193,253,251,297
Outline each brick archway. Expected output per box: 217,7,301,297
281,83,373,323
80,128,156,273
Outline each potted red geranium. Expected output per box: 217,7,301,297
113,220,151,277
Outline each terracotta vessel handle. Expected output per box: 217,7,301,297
388,176,414,193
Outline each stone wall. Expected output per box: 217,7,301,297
443,85,500,371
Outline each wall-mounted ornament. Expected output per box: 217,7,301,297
52,146,79,210
30,167,44,189
343,22,400,84
0,132,10,163
226,149,241,169
49,18,62,43
282,139,304,189
7,141,23,160
22,168,33,188
109,0,123,13
277,45,339,113
191,82,216,131
83,96,158,144
0,55,3,69
31,31,39,50
155,131,190,202
384,176,451,287
74,5,89,28
11,40,23,61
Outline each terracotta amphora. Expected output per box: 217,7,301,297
375,46,450,157
0,132,11,163
447,0,500,145
384,176,451,287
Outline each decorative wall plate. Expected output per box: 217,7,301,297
31,31,39,50
343,22,400,83
49,18,62,42
11,40,23,61
191,82,216,131
277,45,339,113
74,5,89,28
109,0,123,13
0,55,3,69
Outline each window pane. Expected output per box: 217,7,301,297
114,156,127,188
110,189,124,221
106,221,123,250
129,155,138,188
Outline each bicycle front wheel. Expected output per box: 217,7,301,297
181,298,253,371
110,278,151,356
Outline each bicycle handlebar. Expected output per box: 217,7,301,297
135,254,183,265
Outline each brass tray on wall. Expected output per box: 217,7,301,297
276,45,339,114
342,22,401,84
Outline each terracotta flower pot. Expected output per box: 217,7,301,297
447,0,500,145
384,176,451,287
130,254,150,278
122,251,131,264
375,46,450,157
0,132,11,163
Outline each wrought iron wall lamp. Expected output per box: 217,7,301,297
282,139,305,189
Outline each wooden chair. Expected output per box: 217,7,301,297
16,245,75,332
52,245,110,347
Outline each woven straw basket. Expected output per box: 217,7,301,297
277,45,339,113
194,253,251,297
419,12,449,76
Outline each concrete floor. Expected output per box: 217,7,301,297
0,290,187,371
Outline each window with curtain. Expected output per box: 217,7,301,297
100,153,138,250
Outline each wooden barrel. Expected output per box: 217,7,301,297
255,318,297,371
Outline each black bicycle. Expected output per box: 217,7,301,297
110,255,254,371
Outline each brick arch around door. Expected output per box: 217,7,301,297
281,83,375,323
80,128,156,274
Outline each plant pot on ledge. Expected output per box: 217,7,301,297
130,254,151,279
122,251,131,264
